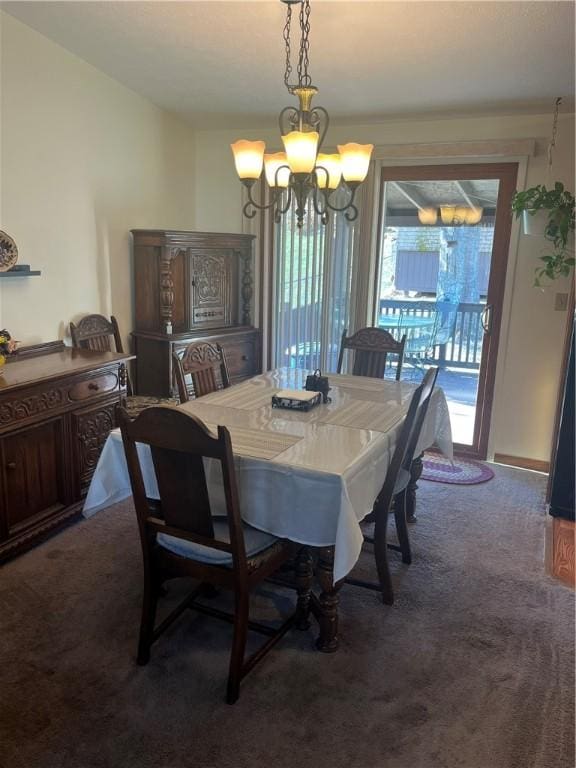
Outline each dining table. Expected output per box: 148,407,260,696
84,367,452,651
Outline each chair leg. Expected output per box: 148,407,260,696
393,490,412,565
373,510,394,605
137,571,159,665
227,592,250,705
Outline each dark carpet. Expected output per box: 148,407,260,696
0,465,573,768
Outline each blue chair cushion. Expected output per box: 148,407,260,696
157,518,279,566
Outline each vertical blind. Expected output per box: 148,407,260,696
272,193,356,372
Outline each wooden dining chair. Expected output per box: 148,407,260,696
346,367,438,604
173,341,231,402
70,313,124,354
118,405,308,704
337,327,406,381
70,313,178,416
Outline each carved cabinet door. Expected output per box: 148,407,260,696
72,401,117,495
189,249,235,329
0,417,68,541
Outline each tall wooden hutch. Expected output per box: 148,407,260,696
131,230,261,397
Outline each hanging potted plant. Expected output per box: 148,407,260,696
511,98,575,286
512,182,575,285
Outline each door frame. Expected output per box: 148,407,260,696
376,162,519,459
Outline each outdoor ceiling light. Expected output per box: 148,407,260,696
417,205,483,226
231,0,373,228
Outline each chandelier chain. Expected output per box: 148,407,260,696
547,96,562,174
297,0,312,87
283,4,293,91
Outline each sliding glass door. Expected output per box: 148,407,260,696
272,196,356,372
376,163,518,457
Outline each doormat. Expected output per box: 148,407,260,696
421,453,495,485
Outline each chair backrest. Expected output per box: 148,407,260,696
70,314,124,354
337,327,406,381
118,405,249,573
375,366,439,515
173,342,231,402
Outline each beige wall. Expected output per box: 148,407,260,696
0,12,195,346
193,113,575,463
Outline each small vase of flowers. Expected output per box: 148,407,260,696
0,329,18,366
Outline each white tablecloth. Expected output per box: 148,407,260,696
84,369,452,581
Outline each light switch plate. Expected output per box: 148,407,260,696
554,293,569,311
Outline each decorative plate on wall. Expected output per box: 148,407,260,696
0,231,18,272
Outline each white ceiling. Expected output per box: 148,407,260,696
3,1,575,128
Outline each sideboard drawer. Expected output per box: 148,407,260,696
69,373,118,402
224,339,256,379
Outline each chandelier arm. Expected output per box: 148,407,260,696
312,183,330,225
242,199,258,220
312,183,325,215
279,105,300,135
275,187,293,222
278,185,293,215
323,184,359,214
243,184,282,218
275,164,291,187
310,106,330,150
344,203,359,223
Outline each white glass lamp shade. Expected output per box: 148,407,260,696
337,143,374,183
417,207,438,225
230,140,265,181
282,131,319,174
264,153,290,188
316,153,342,190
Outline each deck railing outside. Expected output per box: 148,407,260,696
379,298,485,369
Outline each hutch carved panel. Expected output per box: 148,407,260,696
131,230,262,397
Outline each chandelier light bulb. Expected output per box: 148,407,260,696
230,140,266,181
337,143,374,184
264,153,290,188
316,154,342,190
282,131,319,174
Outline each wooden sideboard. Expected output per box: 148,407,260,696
0,345,131,560
131,229,262,397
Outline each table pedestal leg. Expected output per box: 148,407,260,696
295,546,313,630
406,452,424,523
315,546,341,653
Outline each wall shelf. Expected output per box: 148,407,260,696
0,265,41,278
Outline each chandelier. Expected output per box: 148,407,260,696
417,205,483,226
230,0,373,228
